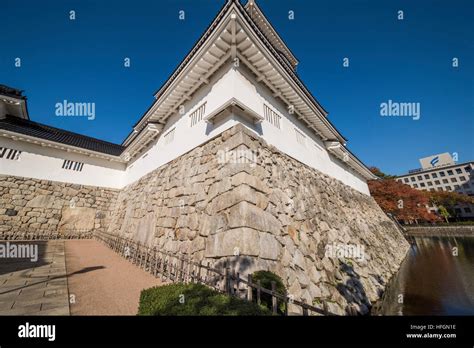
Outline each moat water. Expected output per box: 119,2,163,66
379,235,474,315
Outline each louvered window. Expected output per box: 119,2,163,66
263,104,281,129
190,102,206,127
0,147,21,160
164,128,175,145
62,159,84,171
295,128,306,147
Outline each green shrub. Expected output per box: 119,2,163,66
251,270,287,314
138,283,272,316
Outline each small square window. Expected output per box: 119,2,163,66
456,168,462,174
431,173,438,178
417,175,423,180
442,179,448,184
434,180,440,185
413,184,418,188
411,177,416,182
447,170,454,175
420,183,426,187
440,172,446,177
451,178,457,183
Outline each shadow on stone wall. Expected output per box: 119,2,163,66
336,261,371,315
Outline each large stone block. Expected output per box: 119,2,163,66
26,195,64,209
259,233,280,260
205,228,260,257
58,207,95,232
227,201,282,235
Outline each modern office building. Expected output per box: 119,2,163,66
396,153,474,218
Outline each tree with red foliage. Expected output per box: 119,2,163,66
368,167,440,223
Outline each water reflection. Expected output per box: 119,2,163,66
380,236,474,315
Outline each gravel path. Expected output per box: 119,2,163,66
65,239,163,315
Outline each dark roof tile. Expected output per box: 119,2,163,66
0,115,124,156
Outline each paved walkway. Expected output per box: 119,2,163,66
0,240,70,315
0,239,164,316
65,239,164,315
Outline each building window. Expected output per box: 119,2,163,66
447,170,454,175
445,186,451,190
464,166,471,172
294,128,306,147
456,168,462,174
459,176,466,181
164,128,175,145
455,208,462,214
440,171,446,177
464,207,472,213
431,173,438,178
424,174,430,179
451,177,457,183
454,185,460,189
404,178,409,183
62,160,84,172
442,179,448,184
413,184,418,188
420,183,426,187
427,181,433,186
189,102,206,127
0,147,22,161
263,104,281,129
417,175,422,180
410,177,416,182
434,180,440,185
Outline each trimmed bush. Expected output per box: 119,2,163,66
138,283,272,316
251,270,287,314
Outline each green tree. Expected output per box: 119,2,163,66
438,205,450,223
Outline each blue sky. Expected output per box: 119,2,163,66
0,0,472,175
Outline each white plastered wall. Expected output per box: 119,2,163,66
0,63,370,194
124,62,370,195
0,137,125,188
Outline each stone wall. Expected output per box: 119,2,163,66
0,175,118,238
107,124,410,315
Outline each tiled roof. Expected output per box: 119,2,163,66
0,115,125,156
0,84,26,100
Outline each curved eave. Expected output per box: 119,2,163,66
244,0,299,70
